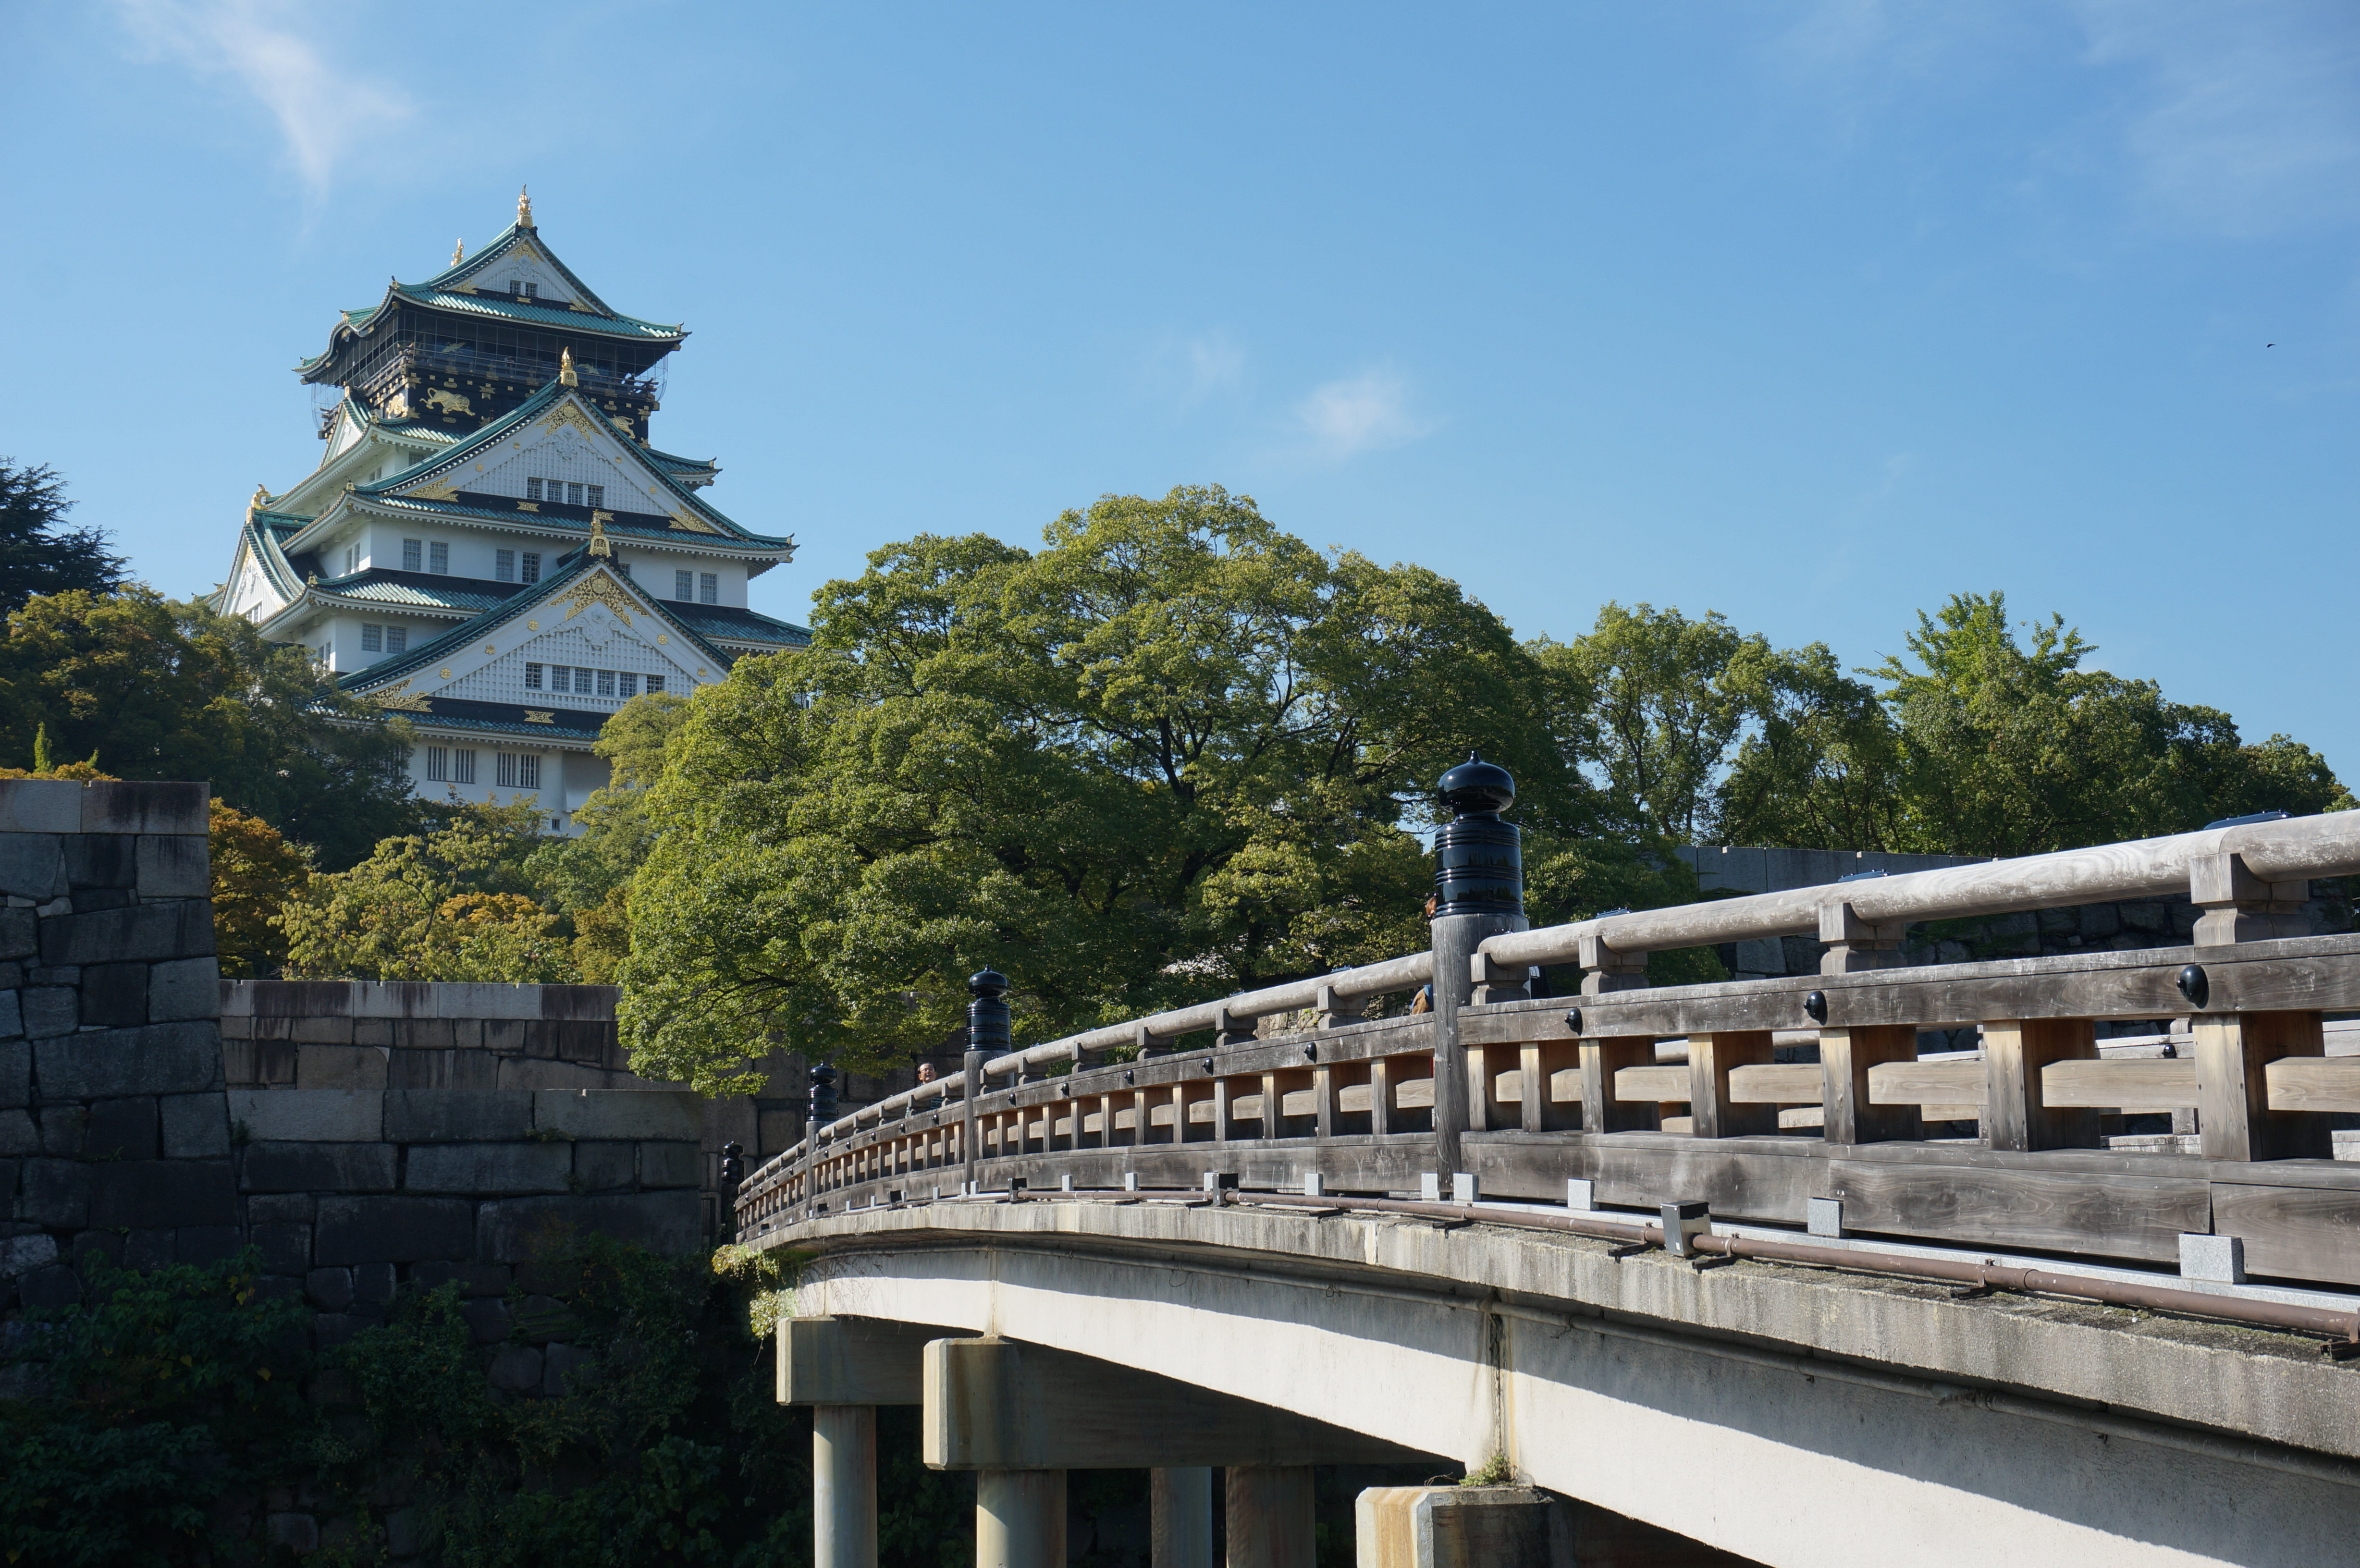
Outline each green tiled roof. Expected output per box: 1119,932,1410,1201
311,570,521,614
668,604,811,647
387,286,683,340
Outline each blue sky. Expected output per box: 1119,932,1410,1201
5,2,2357,778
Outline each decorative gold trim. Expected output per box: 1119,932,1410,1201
656,633,669,645
369,681,431,713
558,347,578,387
527,620,540,631
524,710,555,724
588,516,613,559
516,501,541,513
667,508,721,534
453,238,465,265
406,478,458,502
517,184,534,227
482,644,496,654
439,667,453,679
564,569,637,625
538,401,603,439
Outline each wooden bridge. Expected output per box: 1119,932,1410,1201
737,764,2360,1566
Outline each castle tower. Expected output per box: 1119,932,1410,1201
216,193,807,831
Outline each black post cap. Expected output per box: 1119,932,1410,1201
1438,751,1517,816
969,969,1008,997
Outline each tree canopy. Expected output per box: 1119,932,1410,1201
0,588,415,868
615,486,1604,1091
0,460,124,615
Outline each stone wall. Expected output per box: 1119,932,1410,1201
0,780,713,1321
1,779,223,1311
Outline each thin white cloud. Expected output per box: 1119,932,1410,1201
1293,368,1436,462
113,0,411,200
1137,329,1247,410
2072,0,2360,237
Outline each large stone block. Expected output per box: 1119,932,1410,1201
533,1090,702,1142
0,834,63,899
296,1044,385,1090
227,1089,383,1142
572,1140,635,1191
638,1140,701,1190
135,835,209,900
388,1049,500,1090
289,1016,356,1045
499,1058,624,1090
16,1158,89,1226
0,781,81,834
404,1141,572,1195
475,1190,702,1262
0,908,32,962
0,1109,34,1156
81,781,208,836
22,987,77,1039
314,1196,476,1264
63,834,137,889
87,1160,236,1228
241,1140,398,1193
383,1089,532,1143
0,993,19,1044
81,961,149,1028
160,1092,231,1158
40,900,214,965
149,957,219,1023
0,1040,26,1107
84,1098,160,1162
251,1222,311,1275
36,1022,220,1098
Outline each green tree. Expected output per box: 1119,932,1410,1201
1714,640,1907,850
209,798,311,978
1871,591,2349,856
617,486,1589,1092
524,691,691,981
1531,602,1758,840
0,459,124,615
279,800,578,982
0,588,416,868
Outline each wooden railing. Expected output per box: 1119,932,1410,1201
735,812,2360,1290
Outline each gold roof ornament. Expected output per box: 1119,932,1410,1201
517,184,534,228
588,514,613,558
246,483,270,519
558,347,578,387
453,238,465,265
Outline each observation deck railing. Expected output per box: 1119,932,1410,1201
735,806,2360,1293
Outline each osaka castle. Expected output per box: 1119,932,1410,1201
215,189,806,830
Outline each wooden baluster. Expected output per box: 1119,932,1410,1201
1983,1018,2099,1152
1690,1030,1776,1139
1260,1070,1281,1142
2194,1010,2329,1161
1369,1057,1395,1136
1580,1036,1656,1135
1820,1025,1919,1144
1314,1063,1336,1139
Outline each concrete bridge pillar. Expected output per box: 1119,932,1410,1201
975,1469,1066,1568
1225,1466,1315,1568
1151,1467,1213,1568
811,1404,877,1568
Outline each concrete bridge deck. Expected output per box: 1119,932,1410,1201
762,1192,2360,1566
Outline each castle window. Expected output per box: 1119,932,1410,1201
362,624,382,652
700,572,718,605
526,478,543,502
387,626,407,654
597,669,616,697
402,538,422,571
429,541,449,575
525,663,543,690
426,747,448,782
343,547,356,576
644,674,665,694
519,755,540,788
511,280,538,299
496,549,516,583
521,552,541,584
675,570,692,600
618,673,639,698
573,666,594,692
496,752,541,789
451,749,478,784
566,482,585,506
586,486,604,509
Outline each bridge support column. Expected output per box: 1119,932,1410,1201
1225,1466,1315,1568
812,1404,877,1568
975,1469,1066,1568
1150,1467,1212,1568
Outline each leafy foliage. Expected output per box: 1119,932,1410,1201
209,798,311,978
0,459,124,616
615,486,1591,1090
0,1249,314,1567
0,588,415,869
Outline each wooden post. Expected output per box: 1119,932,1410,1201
1820,1025,1919,1144
1689,1030,1775,1139
2194,1011,2330,1161
1313,1064,1336,1139
1983,1017,2100,1152
1580,1036,1657,1135
1369,1057,1396,1136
